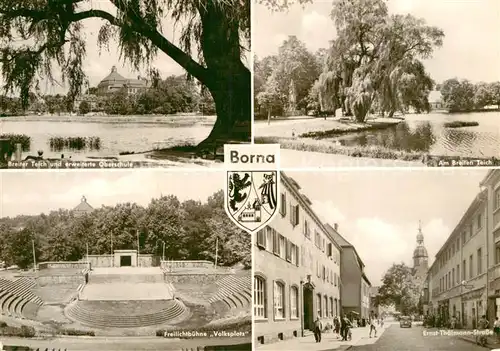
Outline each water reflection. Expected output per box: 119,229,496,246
336,121,436,152
331,118,500,157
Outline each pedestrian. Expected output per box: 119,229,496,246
450,315,456,329
380,316,384,328
334,316,341,339
369,318,377,338
314,317,323,343
494,317,500,342
343,315,352,341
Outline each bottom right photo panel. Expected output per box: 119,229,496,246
254,169,499,351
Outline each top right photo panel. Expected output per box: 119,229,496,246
254,0,500,168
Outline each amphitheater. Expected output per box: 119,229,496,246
0,249,251,349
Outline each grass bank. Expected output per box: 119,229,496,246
300,120,401,138
443,121,479,128
256,136,425,162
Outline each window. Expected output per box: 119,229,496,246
456,264,460,285
452,268,455,287
286,240,292,262
496,245,500,265
322,265,326,281
327,243,333,257
477,213,482,229
316,294,322,317
495,188,500,211
280,193,287,216
316,261,320,278
330,297,334,317
315,231,321,248
291,243,298,266
265,227,273,249
462,232,466,245
334,298,338,316
303,220,310,238
469,224,473,239
290,286,298,319
324,296,328,317
279,235,286,259
334,272,337,286
273,230,279,255
322,238,326,252
290,204,299,226
254,276,266,319
257,229,266,249
326,268,329,283
469,255,473,279
462,259,466,280
274,281,285,319
477,248,482,275
330,270,333,285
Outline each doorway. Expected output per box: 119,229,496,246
303,286,314,330
120,255,132,267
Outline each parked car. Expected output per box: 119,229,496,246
400,316,412,328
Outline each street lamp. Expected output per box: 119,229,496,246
32,240,36,272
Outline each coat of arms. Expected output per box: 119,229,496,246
225,171,280,233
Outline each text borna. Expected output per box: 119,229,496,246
230,151,275,163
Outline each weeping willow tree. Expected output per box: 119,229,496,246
0,0,251,148
316,0,443,122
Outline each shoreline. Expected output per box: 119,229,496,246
0,114,216,125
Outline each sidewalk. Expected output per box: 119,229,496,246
459,332,500,349
257,323,391,351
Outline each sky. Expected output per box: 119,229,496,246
286,168,489,286
12,1,250,95
0,170,224,217
254,0,500,84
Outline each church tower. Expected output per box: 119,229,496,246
413,220,429,280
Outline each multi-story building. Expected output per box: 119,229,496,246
97,66,149,95
428,190,487,328
325,223,371,321
482,170,500,321
254,172,342,345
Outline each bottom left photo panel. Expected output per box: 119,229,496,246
0,170,251,351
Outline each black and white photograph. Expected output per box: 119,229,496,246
254,169,500,350
254,0,500,167
0,171,251,350
0,0,251,168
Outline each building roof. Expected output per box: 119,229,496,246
73,196,94,214
428,90,442,103
98,66,127,87
324,223,366,271
413,245,428,259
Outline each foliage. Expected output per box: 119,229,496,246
49,136,101,151
255,36,320,117
0,0,251,145
440,79,500,112
78,100,90,115
378,263,422,315
317,0,443,121
0,324,36,338
0,190,250,268
0,133,31,151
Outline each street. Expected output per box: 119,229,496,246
351,325,488,351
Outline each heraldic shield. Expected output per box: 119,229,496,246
225,171,280,234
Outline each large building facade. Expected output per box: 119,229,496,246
428,190,487,328
97,66,149,95
325,224,371,320
482,170,500,321
254,172,341,345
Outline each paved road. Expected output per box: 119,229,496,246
351,325,487,351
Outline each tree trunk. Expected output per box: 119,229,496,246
267,109,271,125
388,110,395,118
197,3,251,148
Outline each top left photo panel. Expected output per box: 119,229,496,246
0,0,251,169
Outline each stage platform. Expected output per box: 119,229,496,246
80,282,172,301
89,267,165,284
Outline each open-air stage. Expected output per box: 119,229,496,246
80,267,173,301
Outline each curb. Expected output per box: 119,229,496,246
458,336,494,348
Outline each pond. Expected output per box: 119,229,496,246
0,115,215,159
329,112,500,158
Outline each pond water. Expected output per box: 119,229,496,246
330,112,500,158
0,115,215,159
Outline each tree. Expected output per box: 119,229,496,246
0,0,250,148
314,0,443,122
378,263,421,315
256,77,286,124
441,78,475,112
259,36,320,115
78,100,91,115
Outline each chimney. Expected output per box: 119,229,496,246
334,223,338,231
